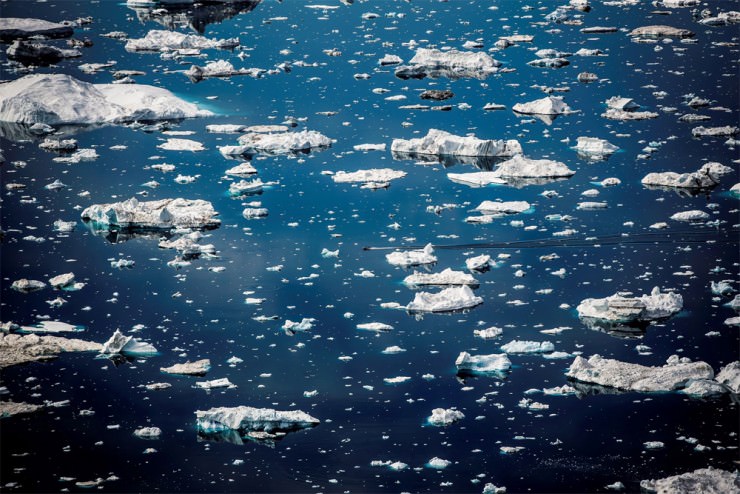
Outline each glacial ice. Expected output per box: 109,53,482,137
455,352,512,373
715,361,740,393
465,254,491,271
222,130,332,155
282,318,316,333
134,427,161,439
125,29,239,52
640,468,738,493
691,125,739,137
574,137,619,156
386,243,437,267
7,40,81,64
185,61,265,82
447,172,507,187
642,162,733,189
566,354,714,392
160,359,211,376
390,129,522,158
602,109,659,121
628,25,695,38
473,327,503,339
512,96,571,115
195,378,235,390
11,279,46,293
406,285,483,312
195,406,319,433
0,18,73,41
81,197,220,230
356,322,393,332
402,268,478,287
494,155,575,179
157,138,205,152
0,333,101,368
48,273,76,289
332,169,407,186
500,340,555,354
474,200,531,214
577,287,683,324
670,210,710,222
427,407,465,426
101,329,158,356
426,457,451,469
394,48,501,79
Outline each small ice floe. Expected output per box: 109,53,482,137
426,457,451,469
10,278,46,293
641,162,733,189
157,138,204,152
566,354,713,392
455,352,511,374
577,287,682,326
447,171,507,187
711,281,735,297
229,179,263,196
573,137,619,157
386,243,437,267
207,124,247,134
110,259,135,269
321,248,338,258
381,346,406,355
378,54,402,66
406,286,483,313
222,130,332,156
20,321,84,334
628,25,695,38
0,401,43,418
403,268,478,287
39,138,77,151
48,273,83,290
691,125,739,137
0,332,102,368
52,148,98,164
598,178,621,187
474,326,502,339
160,359,211,376
466,254,492,271
643,441,664,450
242,208,268,219
0,17,73,40
195,406,319,439
420,89,454,101
195,378,235,390
427,407,465,426
670,210,710,222
332,169,406,188
494,155,575,180
500,340,554,354
383,376,411,384
133,427,161,439
282,318,316,334
577,201,608,210
482,483,507,494
125,30,238,52
391,128,522,158
500,446,525,454
518,398,549,411
81,198,220,230
474,200,531,215
100,329,157,357
357,322,393,332
225,162,257,176
185,61,264,82
353,143,387,151
512,96,571,116
53,220,77,232
578,72,598,82
640,468,737,493
394,48,501,79
7,39,80,64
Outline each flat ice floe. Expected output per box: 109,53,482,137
185,61,265,82
641,162,733,189
195,406,319,433
0,74,211,126
81,198,220,230
670,210,710,222
406,285,483,312
455,351,511,373
566,354,713,392
402,268,478,287
331,169,407,187
640,468,738,493
447,171,507,187
574,137,619,156
221,130,332,156
157,138,205,152
577,287,683,324
501,340,555,354
474,200,531,214
386,243,437,267
394,48,501,79
691,125,739,137
160,359,211,376
0,332,101,368
628,25,695,38
494,155,575,179
390,129,522,158
125,29,239,52
0,18,73,41
512,96,571,115
427,407,465,426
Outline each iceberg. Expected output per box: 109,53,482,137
48,273,75,289
691,125,739,137
473,327,503,339
640,468,737,493
501,340,555,354
402,268,478,287
494,155,575,179
6,40,81,64
0,74,211,126
574,137,619,156
386,243,437,267
426,457,451,469
474,200,530,214
160,359,211,376
0,401,43,418
10,278,46,293
229,179,263,196
222,130,332,155
0,333,101,369
332,169,407,187
282,318,316,334
716,361,740,393
670,210,710,222
125,29,238,52
465,254,491,271
628,25,695,38
134,427,162,439
81,198,220,231
394,48,501,79
100,329,158,356
602,109,659,120
641,162,733,189
577,287,683,325
391,129,522,158
406,285,483,312
0,18,73,41
427,407,465,426
195,406,319,433
195,378,235,390
455,351,511,373
185,61,265,82
566,354,714,392
513,96,571,115
356,322,393,332
447,172,507,187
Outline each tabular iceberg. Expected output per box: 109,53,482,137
81,198,220,230
391,129,522,158
195,406,319,433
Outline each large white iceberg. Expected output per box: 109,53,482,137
567,354,713,392
391,129,522,158
406,285,483,312
0,74,211,125
495,155,575,179
100,329,158,356
640,468,738,493
221,130,332,155
577,287,682,324
501,340,555,354
185,60,265,82
642,162,733,189
628,25,695,38
0,18,73,41
195,406,320,433
332,169,407,186
125,29,238,52
513,96,571,115
691,125,739,137
455,351,511,373
386,243,437,267
402,268,478,287
81,198,220,230
474,200,531,214
395,48,501,79
160,359,211,376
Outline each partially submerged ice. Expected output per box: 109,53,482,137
501,340,555,354
125,29,238,52
386,243,437,267
574,137,619,156
390,129,521,158
0,18,73,41
394,48,501,79
566,354,713,392
160,359,211,376
402,268,478,287
221,130,332,156
577,287,683,325
427,408,465,426
513,96,571,115
332,169,407,187
455,352,511,373
494,155,575,180
81,198,220,231
474,200,531,214
406,286,483,313
640,468,738,493
642,162,733,189
100,329,157,356
0,74,211,126
195,406,319,433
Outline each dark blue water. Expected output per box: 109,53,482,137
1,1,738,492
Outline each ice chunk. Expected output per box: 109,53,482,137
157,138,204,152
426,457,451,469
386,243,437,267
629,25,695,38
134,427,161,439
395,48,501,80
282,318,316,333
0,401,43,418
474,327,503,339
474,200,530,214
577,287,683,324
229,179,263,196
642,162,732,189
403,268,478,287
691,125,739,137
715,361,740,393
185,61,265,82
566,354,714,392
100,329,157,356
222,130,332,155
207,124,247,134
356,322,393,332
602,109,658,120
195,378,235,390
0,333,101,368
332,169,406,186
81,197,220,230
494,155,575,179
574,137,619,155
0,18,73,41
391,129,522,158
160,359,211,376
11,278,46,293
427,407,465,426
513,96,571,115
381,346,406,355
640,468,737,493
125,29,238,52
195,406,319,433
455,352,511,373
7,40,81,64
482,483,508,494
48,273,75,289
466,254,492,271
447,172,507,187
670,210,709,222
679,379,727,398
407,285,483,312
500,340,554,354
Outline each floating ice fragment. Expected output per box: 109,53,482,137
395,48,501,80
403,268,478,287
456,352,511,373
125,30,238,52
101,330,157,356
195,378,235,390
386,243,437,267
426,457,451,469
357,322,393,332
282,318,316,333
427,407,465,426
513,96,571,116
466,254,492,271
670,210,710,222
577,287,682,325
0,18,73,41
381,346,406,355
195,406,319,433
160,359,211,376
642,162,732,189
157,138,204,152
134,427,161,439
574,137,619,156
391,129,521,158
406,286,483,313
501,340,554,354
640,468,737,494
81,197,220,230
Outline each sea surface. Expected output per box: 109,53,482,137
1,0,738,492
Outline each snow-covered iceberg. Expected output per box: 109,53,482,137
641,162,733,189
332,169,407,187
0,74,211,126
691,125,739,138
185,61,265,82
391,129,522,158
513,96,571,115
494,155,575,180
574,137,619,156
195,406,319,433
394,48,501,79
402,268,478,287
100,329,158,356
0,18,73,41
221,130,332,156
501,340,554,354
628,25,695,38
160,359,211,376
427,408,465,426
81,198,220,231
566,354,713,392
577,287,682,325
640,468,738,494
125,29,238,52
455,351,511,373
406,285,483,312
474,200,531,214
386,243,437,267
0,332,101,369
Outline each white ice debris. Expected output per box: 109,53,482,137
353,143,387,151
474,200,531,214
566,354,714,392
447,171,507,187
691,125,739,137
513,96,571,115
642,162,733,189
157,138,204,152
602,109,658,121
100,329,157,356
391,129,522,157
494,155,575,179
395,48,501,79
229,179,263,196
282,318,316,333
160,359,211,376
577,287,683,324
406,285,483,312
466,254,492,271
0,18,73,40
11,279,47,292
670,210,710,222
640,468,738,494
125,30,238,52
0,74,211,125
195,406,319,433
402,268,478,286
332,169,406,186
426,457,451,469
224,130,332,155
500,340,554,354
48,273,75,289
427,407,465,426
133,427,161,439
81,198,220,230
185,61,264,81
574,137,619,155
455,352,512,373
381,346,406,355
628,25,695,38
386,243,437,267
225,162,257,176
195,378,235,390
357,322,393,332
207,124,247,134
474,327,503,339
715,361,740,393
